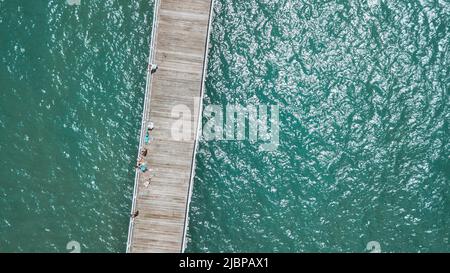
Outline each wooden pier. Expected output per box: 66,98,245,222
126,0,214,253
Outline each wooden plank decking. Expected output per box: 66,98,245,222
127,0,213,253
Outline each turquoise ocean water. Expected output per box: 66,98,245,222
186,0,449,252
0,0,449,253
0,0,151,252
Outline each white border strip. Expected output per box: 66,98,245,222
126,0,161,253
181,0,216,253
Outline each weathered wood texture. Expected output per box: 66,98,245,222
128,0,212,253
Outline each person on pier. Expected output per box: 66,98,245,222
144,122,154,144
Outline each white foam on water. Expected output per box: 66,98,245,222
67,0,81,6
367,0,379,8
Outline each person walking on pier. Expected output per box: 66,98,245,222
145,121,154,144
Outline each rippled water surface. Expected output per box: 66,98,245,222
0,0,151,252
186,0,449,252
0,0,448,253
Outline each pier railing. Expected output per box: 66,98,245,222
180,0,216,253
126,0,161,253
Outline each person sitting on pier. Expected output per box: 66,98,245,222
131,210,139,219
135,159,148,173
149,64,158,74
140,148,148,157
138,163,148,173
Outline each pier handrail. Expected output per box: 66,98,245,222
126,0,161,253
181,0,216,253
